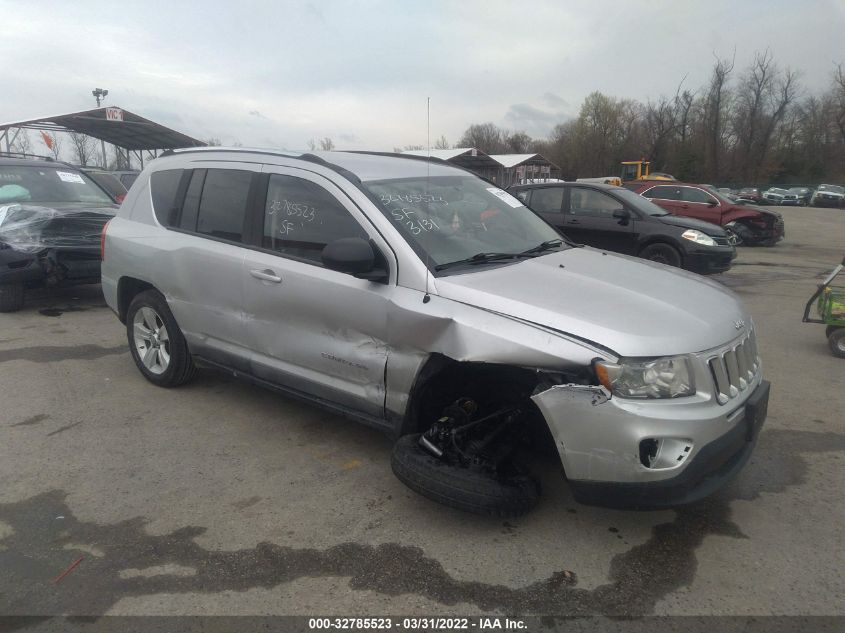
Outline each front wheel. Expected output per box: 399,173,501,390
639,243,682,268
126,289,196,387
828,329,845,358
0,283,24,312
391,434,541,517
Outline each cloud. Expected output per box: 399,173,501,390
0,1,841,152
503,102,573,138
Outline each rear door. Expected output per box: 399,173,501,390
241,166,394,420
151,163,261,371
523,186,566,233
563,187,635,253
678,186,723,225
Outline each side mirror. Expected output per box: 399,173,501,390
612,208,631,224
322,237,388,282
706,200,718,207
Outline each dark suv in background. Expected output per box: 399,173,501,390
510,182,736,274
0,157,116,311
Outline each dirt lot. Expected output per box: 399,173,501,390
1,205,843,618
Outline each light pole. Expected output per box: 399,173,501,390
92,88,109,167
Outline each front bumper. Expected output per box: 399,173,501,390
0,245,101,287
684,246,736,274
531,353,768,508
813,196,844,208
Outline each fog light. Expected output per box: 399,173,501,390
638,438,694,469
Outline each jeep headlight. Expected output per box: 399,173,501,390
594,356,695,398
681,229,717,246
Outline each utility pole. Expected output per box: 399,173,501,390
92,88,109,168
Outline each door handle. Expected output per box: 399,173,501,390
250,269,282,283
568,220,581,225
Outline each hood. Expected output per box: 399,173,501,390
436,247,749,358
655,213,727,236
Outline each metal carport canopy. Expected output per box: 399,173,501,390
0,106,205,151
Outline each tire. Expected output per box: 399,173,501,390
0,283,24,313
639,243,682,268
391,433,541,518
126,289,196,387
828,329,845,358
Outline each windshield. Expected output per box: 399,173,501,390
613,188,669,216
0,165,114,206
363,175,566,271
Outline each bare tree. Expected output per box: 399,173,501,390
457,123,507,153
204,137,222,146
504,131,532,153
308,137,335,151
10,129,33,156
433,135,450,150
702,53,735,181
68,132,97,166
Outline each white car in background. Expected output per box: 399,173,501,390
811,184,845,208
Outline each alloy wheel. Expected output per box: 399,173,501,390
132,307,170,375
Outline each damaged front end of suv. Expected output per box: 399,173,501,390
0,203,114,312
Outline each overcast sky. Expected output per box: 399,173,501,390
2,0,844,152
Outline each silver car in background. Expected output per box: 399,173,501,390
101,148,770,516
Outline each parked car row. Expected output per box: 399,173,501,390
719,185,843,208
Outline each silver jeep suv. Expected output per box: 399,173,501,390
102,148,769,516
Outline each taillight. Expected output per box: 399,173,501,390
101,219,111,261
116,193,126,203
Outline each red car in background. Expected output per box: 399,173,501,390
625,180,784,246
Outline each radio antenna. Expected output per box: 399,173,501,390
423,96,432,304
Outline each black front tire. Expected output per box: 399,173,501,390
391,433,541,518
0,283,24,313
126,289,196,387
639,243,682,268
828,329,845,358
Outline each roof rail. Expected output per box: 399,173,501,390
0,151,57,162
344,150,449,165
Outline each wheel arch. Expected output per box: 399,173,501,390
116,276,156,323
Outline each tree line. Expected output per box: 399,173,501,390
456,53,845,186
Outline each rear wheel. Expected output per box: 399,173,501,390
126,289,196,387
0,283,24,312
828,328,845,358
639,243,682,268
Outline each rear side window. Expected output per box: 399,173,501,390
195,169,253,242
262,174,368,264
529,187,565,213
682,187,716,204
150,169,184,226
644,186,681,200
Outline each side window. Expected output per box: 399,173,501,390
262,174,368,264
514,189,530,203
150,169,184,226
569,189,624,217
528,187,564,213
682,187,716,204
644,186,681,200
195,169,253,242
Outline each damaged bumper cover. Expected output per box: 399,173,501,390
531,376,769,509
0,203,112,286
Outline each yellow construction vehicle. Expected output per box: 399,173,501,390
620,160,675,182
